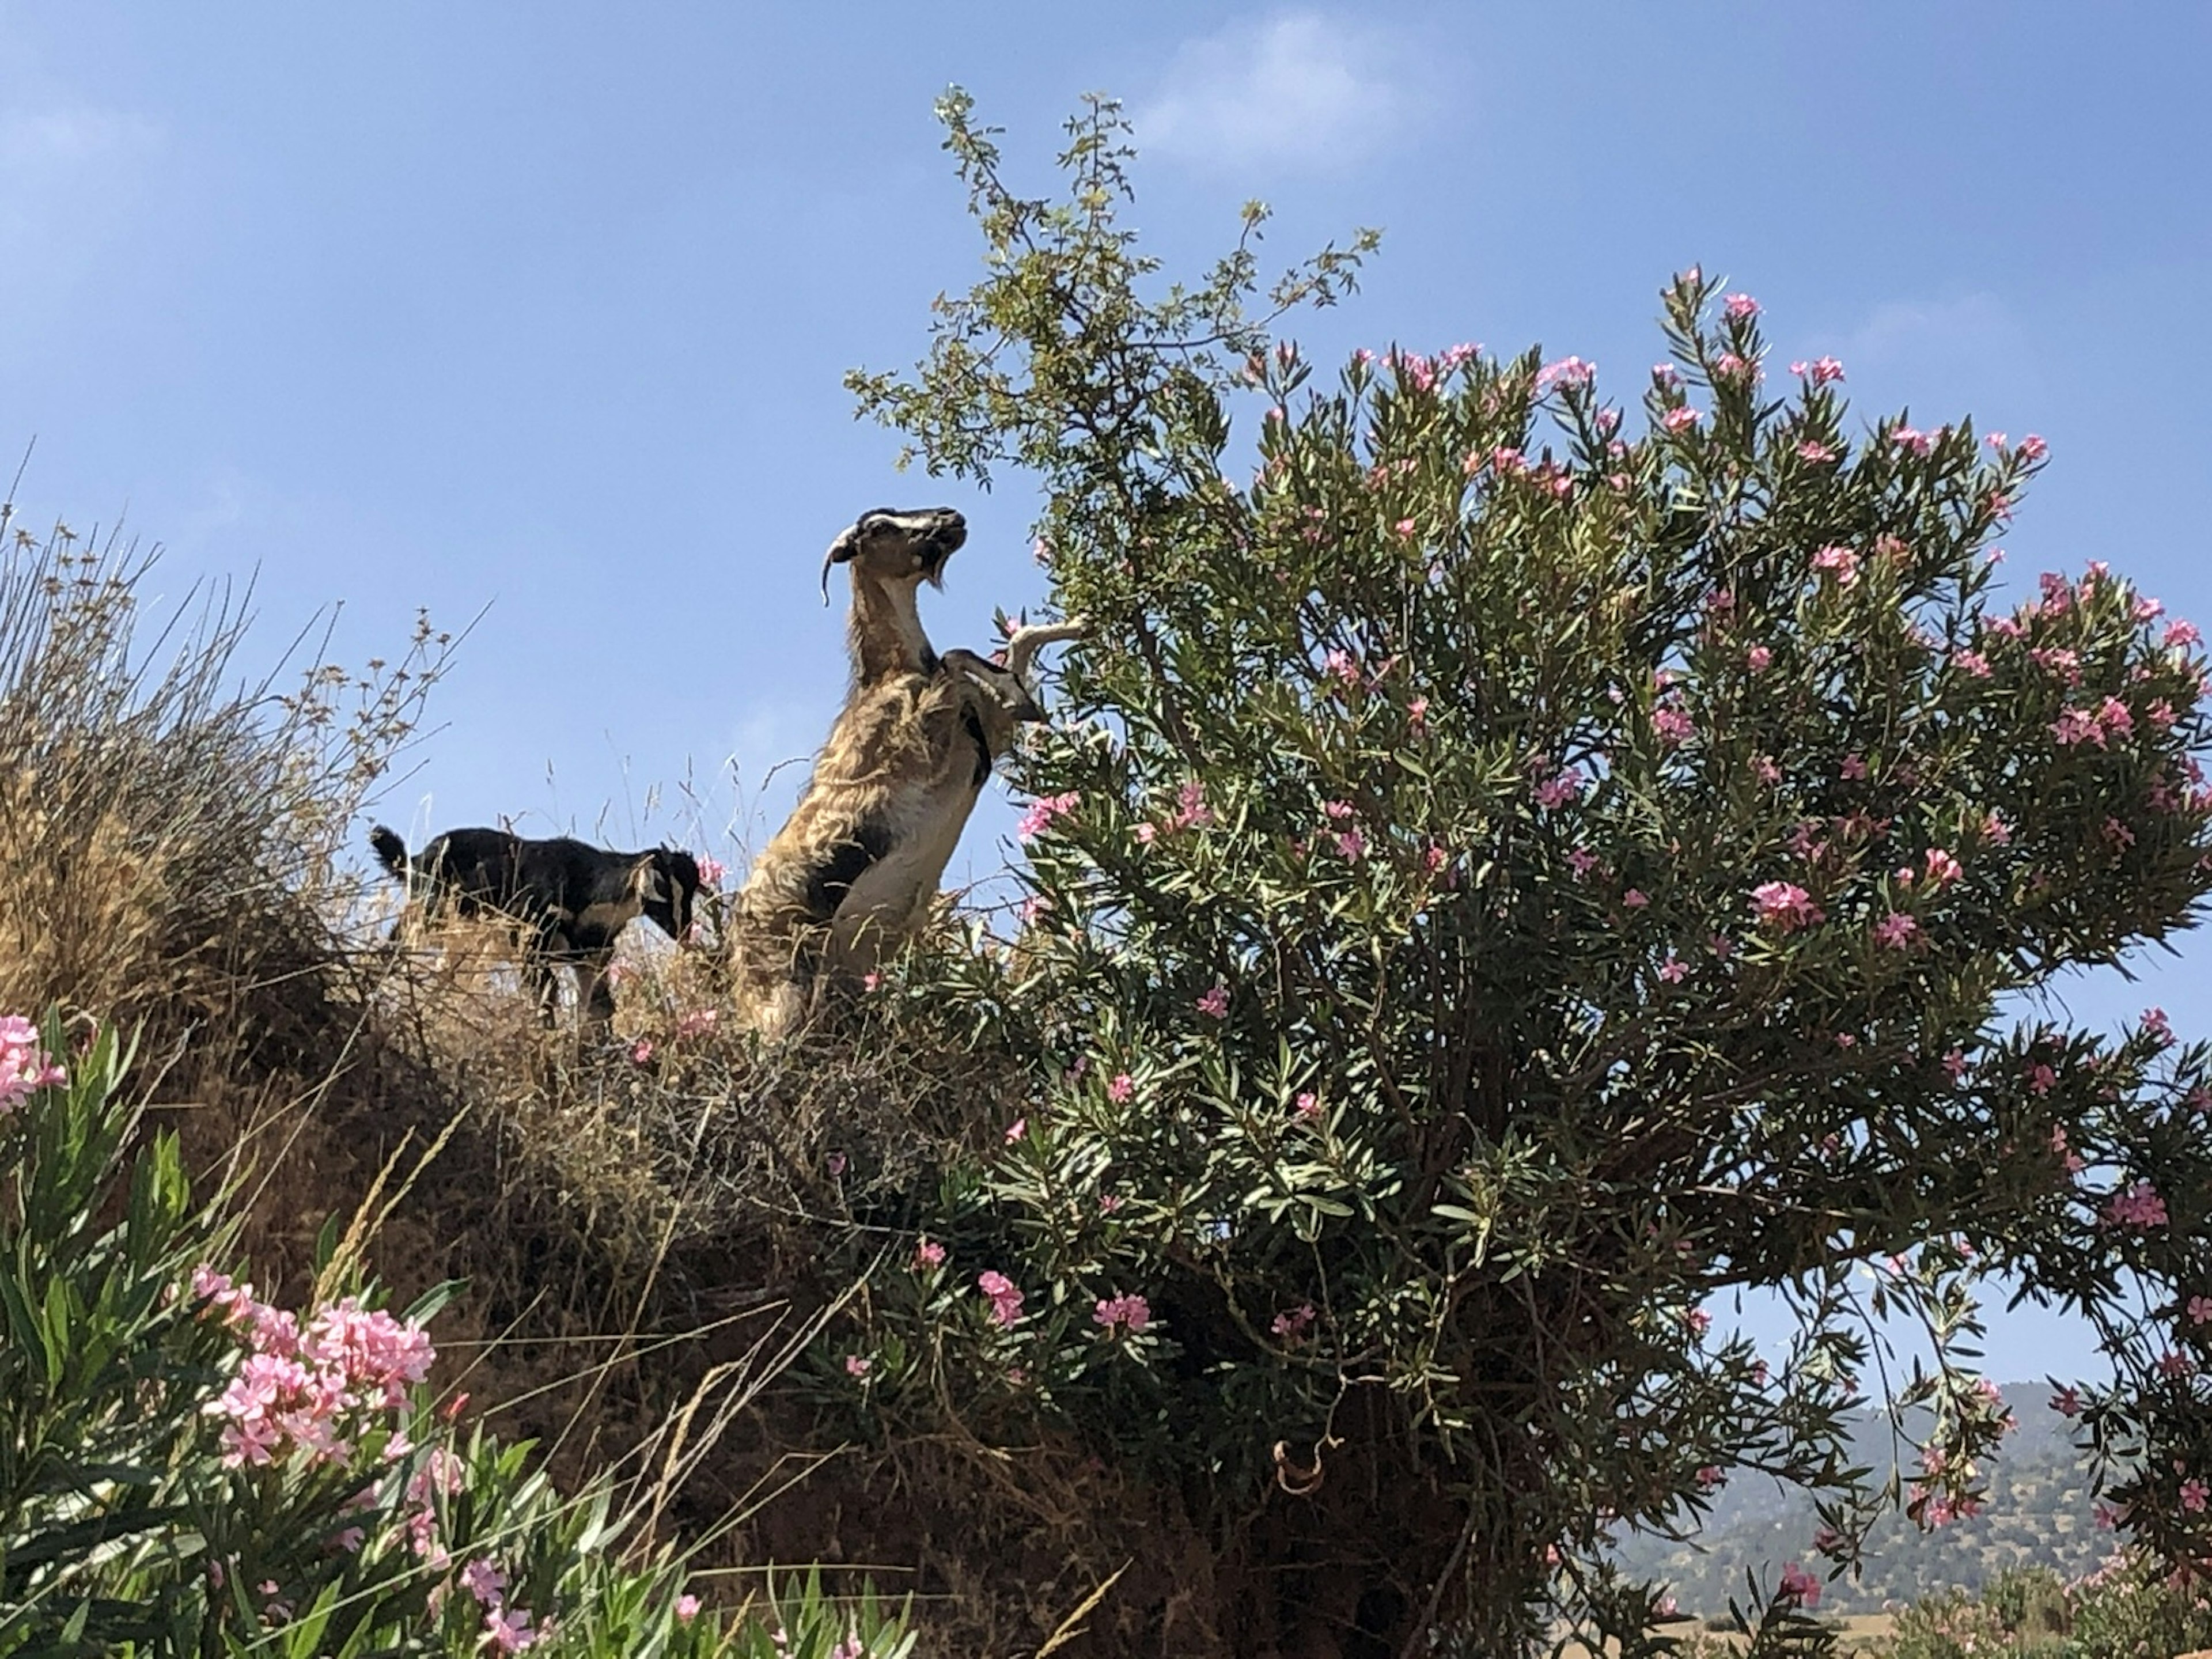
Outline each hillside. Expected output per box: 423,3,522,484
1613,1388,2119,1617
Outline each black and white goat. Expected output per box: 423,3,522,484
369,824,701,1024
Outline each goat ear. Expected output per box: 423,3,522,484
634,857,671,906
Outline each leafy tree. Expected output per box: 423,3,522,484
840,91,2212,1657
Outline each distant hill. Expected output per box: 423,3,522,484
1611,1387,2122,1616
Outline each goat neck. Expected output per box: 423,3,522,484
846,565,940,685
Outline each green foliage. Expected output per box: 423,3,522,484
1885,1557,2212,1659
832,91,2212,1652
0,1009,915,1658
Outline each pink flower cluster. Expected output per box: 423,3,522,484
1650,704,1695,747
1532,766,1588,809
1093,1293,1152,1335
1790,357,1846,385
694,855,728,888
1535,355,1595,392
1777,1561,1823,1608
2051,698,2138,749
1810,544,1859,586
1872,912,1919,950
2103,1180,2170,1230
1750,881,1824,933
463,1558,542,1654
0,1014,66,1114
1017,790,1081,840
976,1271,1025,1327
193,1267,434,1469
1272,1303,1316,1342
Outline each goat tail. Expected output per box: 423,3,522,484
368,824,411,881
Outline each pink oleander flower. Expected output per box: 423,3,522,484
1658,956,1689,983
976,1271,1025,1327
1811,544,1859,585
1107,1073,1134,1103
1533,767,1587,809
1003,1117,1027,1144
2103,1180,2169,1230
1272,1303,1316,1342
1778,1563,1822,1607
673,1007,717,1040
694,854,728,888
1892,425,1933,456
1661,406,1700,433
629,1038,654,1066
482,1607,537,1654
1750,881,1823,932
1923,847,1962,886
2165,620,2202,649
1797,439,1835,464
2186,1479,2210,1514
1196,984,1229,1018
912,1238,945,1268
2160,1351,2196,1379
1334,829,1366,860
1093,1293,1152,1335
1293,1090,1321,1120
1872,912,1919,950
2027,1063,2057,1097
461,1558,508,1608
1407,695,1429,727
1723,292,1760,319
844,1354,872,1378
1652,362,1680,384
1651,705,1695,747
1753,755,1781,786
1839,753,1868,781
0,1014,66,1113
1017,790,1081,840
1566,847,1599,879
2052,1386,2082,1416
1791,357,1846,385
2190,1295,2212,1326
1622,888,1650,910
675,1594,701,1623
2051,707,2104,748
2143,1006,2173,1046
1953,647,1991,678
1696,1465,1725,1490
1536,355,1595,392
1683,1308,1711,1338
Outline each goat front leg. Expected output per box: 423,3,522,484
574,952,620,1024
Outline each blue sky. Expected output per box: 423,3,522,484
5,3,2208,1377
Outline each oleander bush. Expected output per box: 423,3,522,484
817,90,2212,1654
0,1006,915,1657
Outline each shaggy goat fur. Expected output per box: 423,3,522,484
731,514,1084,1042
371,824,700,1024
735,507,1008,1039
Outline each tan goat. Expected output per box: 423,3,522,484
729,505,1081,1038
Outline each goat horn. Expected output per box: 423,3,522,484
1002,616,1088,684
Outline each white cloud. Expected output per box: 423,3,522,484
1135,11,1429,174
